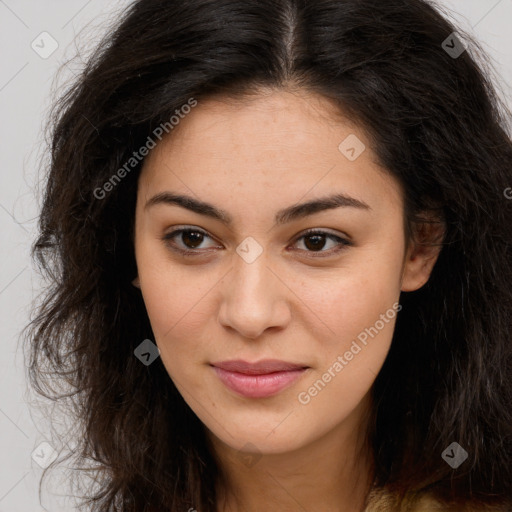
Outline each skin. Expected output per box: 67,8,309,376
133,88,443,512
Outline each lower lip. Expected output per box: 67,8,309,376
212,366,308,398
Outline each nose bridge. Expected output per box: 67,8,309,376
218,245,289,338
233,248,272,301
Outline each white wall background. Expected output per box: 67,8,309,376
0,1,511,510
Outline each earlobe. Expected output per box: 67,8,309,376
132,276,141,289
401,216,445,292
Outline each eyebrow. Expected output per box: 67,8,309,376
144,191,371,226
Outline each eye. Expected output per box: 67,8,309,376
161,227,220,256
161,226,352,257
290,229,352,257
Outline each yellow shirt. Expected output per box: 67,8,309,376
363,487,511,512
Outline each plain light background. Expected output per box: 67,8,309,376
1,1,511,510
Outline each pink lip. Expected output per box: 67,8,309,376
211,359,309,398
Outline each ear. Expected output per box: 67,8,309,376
132,276,141,288
401,212,445,292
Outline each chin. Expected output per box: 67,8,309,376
209,423,310,456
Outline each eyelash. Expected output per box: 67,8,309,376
161,227,352,258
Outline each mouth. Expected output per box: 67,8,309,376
210,359,309,398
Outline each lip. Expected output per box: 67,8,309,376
210,359,309,398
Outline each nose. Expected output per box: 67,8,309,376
217,250,292,340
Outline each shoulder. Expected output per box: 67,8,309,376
362,487,444,512
363,486,511,512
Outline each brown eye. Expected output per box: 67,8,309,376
161,226,352,258
303,233,328,251
180,230,205,249
162,227,219,255
291,230,352,257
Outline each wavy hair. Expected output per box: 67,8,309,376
25,0,512,510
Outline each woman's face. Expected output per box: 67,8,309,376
133,89,433,456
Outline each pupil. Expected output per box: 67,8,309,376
305,235,326,251
183,231,203,248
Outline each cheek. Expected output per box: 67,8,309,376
293,248,403,408
296,288,400,418
304,279,399,388
138,268,210,396
135,242,209,359
295,247,403,346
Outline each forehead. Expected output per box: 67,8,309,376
148,89,360,160
137,89,403,217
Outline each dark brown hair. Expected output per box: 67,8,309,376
25,0,512,510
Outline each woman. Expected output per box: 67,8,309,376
26,0,512,510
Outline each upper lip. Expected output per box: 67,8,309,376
211,359,308,375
